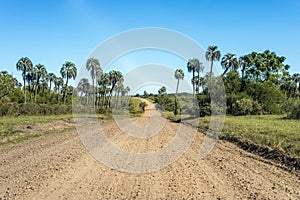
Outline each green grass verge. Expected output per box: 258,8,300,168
0,114,75,146
184,115,300,158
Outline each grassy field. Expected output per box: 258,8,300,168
0,98,145,146
0,114,76,146
185,115,300,158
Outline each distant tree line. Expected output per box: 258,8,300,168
75,57,130,111
0,56,130,116
151,46,300,118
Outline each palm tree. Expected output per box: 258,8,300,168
54,77,64,104
174,69,184,115
26,68,35,102
98,73,111,107
187,58,200,96
221,53,238,76
60,61,77,104
192,75,204,94
205,46,221,80
292,73,300,97
114,80,124,108
195,62,204,93
34,64,47,103
48,73,56,93
86,57,102,107
16,57,33,103
124,86,130,96
77,78,90,104
108,70,123,108
239,55,252,91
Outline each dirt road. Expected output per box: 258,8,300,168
0,101,299,199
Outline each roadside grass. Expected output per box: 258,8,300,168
0,98,145,146
0,113,113,146
183,115,300,158
0,114,75,146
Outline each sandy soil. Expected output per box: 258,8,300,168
0,101,299,199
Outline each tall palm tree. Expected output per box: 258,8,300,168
292,73,300,97
48,73,56,93
174,69,184,115
77,78,90,104
221,53,239,76
86,57,102,107
98,73,111,107
60,61,77,104
54,77,64,104
16,57,33,103
114,80,124,108
195,62,204,93
192,75,204,94
205,46,221,80
124,86,130,96
34,64,47,103
108,70,123,108
26,67,35,102
187,58,200,96
239,55,251,91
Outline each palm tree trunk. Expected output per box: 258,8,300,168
64,78,69,104
222,68,229,76
34,84,37,103
23,75,27,104
174,79,180,115
197,70,200,94
30,84,33,103
92,77,95,108
210,60,213,81
192,69,195,97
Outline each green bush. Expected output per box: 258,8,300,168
128,98,144,116
288,103,300,119
165,111,181,123
139,101,147,111
232,98,262,116
197,94,211,117
0,102,73,116
233,98,253,115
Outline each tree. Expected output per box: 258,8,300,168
98,73,111,108
0,71,18,99
292,73,300,97
54,77,64,104
221,53,238,76
239,55,251,91
16,57,33,103
108,70,123,108
158,86,166,95
205,46,221,80
187,58,201,96
48,73,56,93
60,61,77,104
77,78,89,103
34,64,47,103
174,69,184,115
86,57,102,107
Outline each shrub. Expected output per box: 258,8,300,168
165,111,181,123
233,98,253,115
139,101,147,111
288,104,300,119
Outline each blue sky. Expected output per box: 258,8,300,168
0,0,299,92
